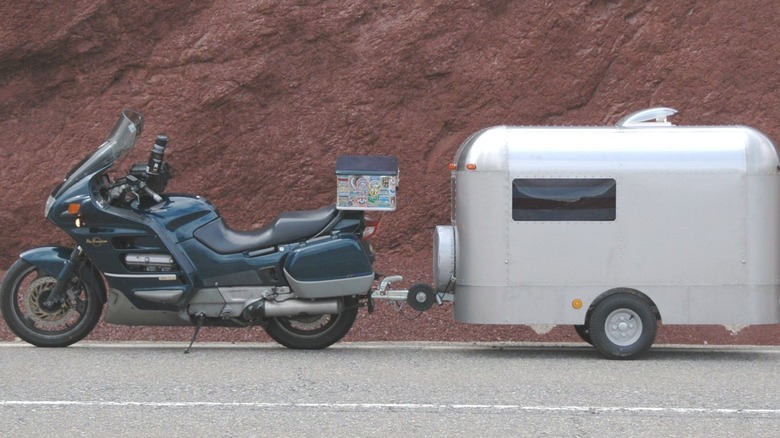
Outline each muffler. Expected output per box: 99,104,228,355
242,298,342,320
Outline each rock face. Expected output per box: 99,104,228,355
1,1,779,344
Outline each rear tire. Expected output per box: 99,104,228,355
264,297,358,349
587,293,657,360
0,259,103,347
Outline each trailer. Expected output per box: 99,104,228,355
378,107,780,359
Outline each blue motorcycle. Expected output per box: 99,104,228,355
0,110,388,350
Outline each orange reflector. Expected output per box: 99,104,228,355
572,299,583,310
448,163,457,171
466,164,477,170
67,203,81,215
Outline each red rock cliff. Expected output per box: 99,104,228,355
1,1,779,343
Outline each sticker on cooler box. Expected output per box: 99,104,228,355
338,174,396,210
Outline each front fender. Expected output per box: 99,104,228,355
19,246,107,304
20,246,72,277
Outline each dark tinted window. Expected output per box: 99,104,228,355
512,178,616,221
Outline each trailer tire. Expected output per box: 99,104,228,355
573,325,593,345
588,293,656,360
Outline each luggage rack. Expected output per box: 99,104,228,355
369,275,454,312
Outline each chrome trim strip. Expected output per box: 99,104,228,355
104,273,177,280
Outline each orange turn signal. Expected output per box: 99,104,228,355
465,164,477,170
67,203,81,215
448,163,457,171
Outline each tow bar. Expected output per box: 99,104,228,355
369,275,454,312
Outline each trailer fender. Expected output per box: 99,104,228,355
586,288,661,322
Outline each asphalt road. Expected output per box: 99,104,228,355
0,341,779,437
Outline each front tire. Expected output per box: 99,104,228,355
0,259,103,347
587,293,657,360
264,297,358,349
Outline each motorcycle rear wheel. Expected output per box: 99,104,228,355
0,259,103,347
264,297,358,349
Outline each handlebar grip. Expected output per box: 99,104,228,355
143,186,163,203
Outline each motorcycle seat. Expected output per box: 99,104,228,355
194,205,338,254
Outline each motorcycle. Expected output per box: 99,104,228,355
0,109,398,351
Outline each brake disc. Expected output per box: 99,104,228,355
25,277,74,327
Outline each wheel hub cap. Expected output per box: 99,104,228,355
605,308,643,346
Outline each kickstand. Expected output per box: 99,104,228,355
184,313,205,354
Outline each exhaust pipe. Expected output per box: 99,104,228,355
242,298,342,320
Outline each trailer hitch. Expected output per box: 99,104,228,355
370,275,453,312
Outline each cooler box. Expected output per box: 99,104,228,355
336,155,398,211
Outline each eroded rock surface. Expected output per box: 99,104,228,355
1,1,778,343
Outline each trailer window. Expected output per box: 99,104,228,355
512,178,616,221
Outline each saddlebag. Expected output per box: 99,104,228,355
283,235,374,299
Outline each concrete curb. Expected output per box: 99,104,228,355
1,340,779,353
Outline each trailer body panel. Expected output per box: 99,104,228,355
439,120,780,326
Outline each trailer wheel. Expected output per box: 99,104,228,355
587,293,657,360
406,283,436,311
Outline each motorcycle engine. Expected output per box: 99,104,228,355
124,253,178,272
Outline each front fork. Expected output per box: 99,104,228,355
42,246,82,311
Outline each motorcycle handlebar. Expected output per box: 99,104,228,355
107,175,162,205
108,183,129,202
143,185,163,203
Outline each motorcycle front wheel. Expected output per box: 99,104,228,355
0,259,103,347
264,297,358,349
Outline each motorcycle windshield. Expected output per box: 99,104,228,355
51,110,144,199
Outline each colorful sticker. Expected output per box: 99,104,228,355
338,173,397,210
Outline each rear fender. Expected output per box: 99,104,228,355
20,246,107,304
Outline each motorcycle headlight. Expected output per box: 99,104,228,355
44,195,55,218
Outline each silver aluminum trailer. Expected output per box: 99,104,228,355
425,107,780,359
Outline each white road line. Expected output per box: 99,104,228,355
1,401,778,416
